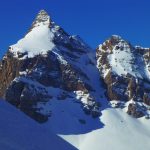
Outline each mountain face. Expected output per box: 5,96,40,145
0,10,150,123
0,10,102,122
96,35,150,118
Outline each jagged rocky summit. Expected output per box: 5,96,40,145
0,10,150,123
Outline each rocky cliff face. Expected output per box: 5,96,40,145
1,10,150,122
0,10,101,122
96,35,150,118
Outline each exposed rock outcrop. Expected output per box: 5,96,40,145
127,103,144,118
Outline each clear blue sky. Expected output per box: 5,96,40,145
0,0,150,57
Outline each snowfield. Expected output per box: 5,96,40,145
0,100,77,150
59,108,150,150
2,99,150,150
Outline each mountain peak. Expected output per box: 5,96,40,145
31,10,51,28
10,10,55,58
103,35,130,48
37,9,49,19
108,35,127,44
110,35,122,40
39,9,48,14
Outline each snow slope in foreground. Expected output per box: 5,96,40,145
60,108,150,150
0,100,77,150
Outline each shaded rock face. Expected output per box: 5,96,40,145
96,35,150,118
5,80,50,122
1,50,97,122
0,10,101,122
127,103,144,118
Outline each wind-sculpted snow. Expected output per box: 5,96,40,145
60,107,150,150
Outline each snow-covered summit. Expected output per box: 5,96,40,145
98,35,143,78
10,10,55,58
9,10,90,59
